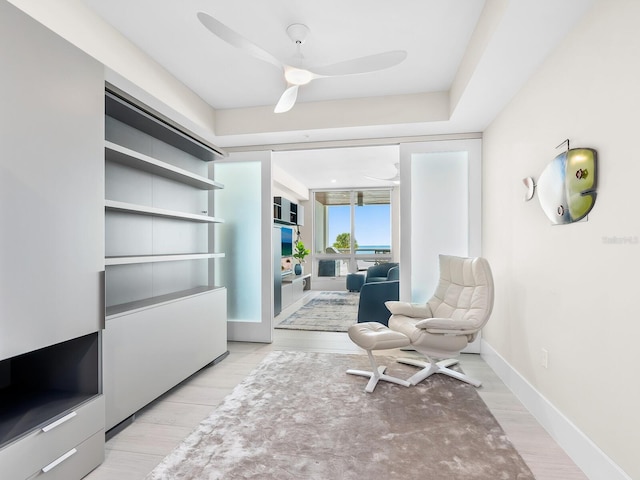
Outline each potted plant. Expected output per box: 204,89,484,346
293,241,310,275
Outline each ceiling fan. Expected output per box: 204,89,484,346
197,12,407,113
365,163,401,184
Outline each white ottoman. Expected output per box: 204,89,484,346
347,322,411,392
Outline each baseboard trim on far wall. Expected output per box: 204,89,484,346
480,340,631,480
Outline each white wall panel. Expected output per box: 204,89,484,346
0,0,103,360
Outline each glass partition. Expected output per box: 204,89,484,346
214,161,262,321
410,151,469,301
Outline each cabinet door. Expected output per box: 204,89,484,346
0,2,104,360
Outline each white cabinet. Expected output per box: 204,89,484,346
282,283,293,309
0,2,105,478
104,288,226,429
0,2,104,360
103,90,228,430
0,397,104,480
281,274,309,310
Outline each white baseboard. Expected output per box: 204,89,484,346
480,340,631,480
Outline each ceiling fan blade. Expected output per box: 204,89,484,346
365,173,400,181
197,12,283,70
364,163,400,183
310,50,407,77
274,85,299,113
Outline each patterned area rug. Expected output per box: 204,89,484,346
275,291,359,332
146,351,534,480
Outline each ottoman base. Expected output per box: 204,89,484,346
347,322,411,392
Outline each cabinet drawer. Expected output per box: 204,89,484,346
0,396,104,480
27,430,104,480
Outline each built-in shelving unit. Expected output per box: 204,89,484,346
103,88,228,431
274,196,303,225
274,196,283,221
105,199,223,223
104,90,227,318
273,196,304,315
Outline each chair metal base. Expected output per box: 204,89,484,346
347,351,411,393
397,356,482,387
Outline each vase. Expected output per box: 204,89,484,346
294,263,302,275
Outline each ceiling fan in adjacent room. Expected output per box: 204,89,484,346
197,12,407,113
365,163,401,184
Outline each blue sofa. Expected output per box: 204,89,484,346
356,265,399,326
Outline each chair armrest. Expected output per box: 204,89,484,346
415,317,478,334
385,301,432,318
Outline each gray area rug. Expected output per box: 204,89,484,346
275,291,359,332
146,351,534,480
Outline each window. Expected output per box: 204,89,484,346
313,189,392,276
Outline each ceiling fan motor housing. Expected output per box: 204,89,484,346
286,23,310,44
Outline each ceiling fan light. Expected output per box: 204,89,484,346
284,67,313,86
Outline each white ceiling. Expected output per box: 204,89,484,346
87,0,485,109
84,0,595,189
274,145,400,190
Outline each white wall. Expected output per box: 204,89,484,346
483,1,639,478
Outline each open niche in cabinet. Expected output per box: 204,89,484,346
103,89,229,430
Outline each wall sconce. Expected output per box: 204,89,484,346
522,177,536,201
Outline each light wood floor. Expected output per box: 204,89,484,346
85,299,588,480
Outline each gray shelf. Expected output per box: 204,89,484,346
105,286,224,319
105,142,223,190
105,199,223,223
0,392,98,449
105,90,225,162
105,252,225,266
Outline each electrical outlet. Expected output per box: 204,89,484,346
541,348,549,368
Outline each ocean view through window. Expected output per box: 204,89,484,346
314,189,392,276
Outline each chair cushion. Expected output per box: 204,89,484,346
348,322,410,350
365,276,387,283
388,315,470,357
415,317,478,333
427,255,494,330
385,301,432,318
